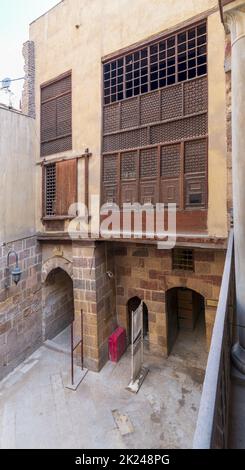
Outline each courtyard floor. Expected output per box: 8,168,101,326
0,319,207,449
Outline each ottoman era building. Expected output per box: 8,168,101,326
0,0,240,383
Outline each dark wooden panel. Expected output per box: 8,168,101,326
151,114,208,144
121,151,137,179
41,72,72,157
140,147,158,179
184,174,207,208
103,103,120,133
121,182,138,204
161,84,183,120
41,100,56,142
56,159,77,216
160,178,180,206
140,180,158,205
140,91,160,125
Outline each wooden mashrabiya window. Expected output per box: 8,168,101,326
40,71,72,157
102,21,208,210
43,159,77,218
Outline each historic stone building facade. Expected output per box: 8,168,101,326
1,0,239,378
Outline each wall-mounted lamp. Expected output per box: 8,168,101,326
5,250,22,288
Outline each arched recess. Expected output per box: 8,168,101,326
42,256,73,284
42,267,74,341
166,287,205,356
127,296,149,344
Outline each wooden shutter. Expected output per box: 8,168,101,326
56,159,77,216
41,72,72,157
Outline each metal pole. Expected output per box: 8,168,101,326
131,310,134,382
141,302,144,366
71,321,74,386
81,309,84,371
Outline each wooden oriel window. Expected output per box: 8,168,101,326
102,21,208,211
43,159,77,218
41,72,72,157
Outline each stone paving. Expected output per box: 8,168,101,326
0,320,207,449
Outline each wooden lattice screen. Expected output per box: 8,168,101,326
41,72,72,157
102,21,208,210
44,159,77,217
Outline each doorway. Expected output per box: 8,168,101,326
42,268,74,341
166,287,205,356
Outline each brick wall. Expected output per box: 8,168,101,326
38,240,225,373
0,237,42,380
114,243,225,356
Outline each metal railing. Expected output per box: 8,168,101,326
193,230,235,449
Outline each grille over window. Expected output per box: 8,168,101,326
172,248,194,271
103,22,207,105
45,164,56,216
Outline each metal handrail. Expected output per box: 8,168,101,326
193,229,234,448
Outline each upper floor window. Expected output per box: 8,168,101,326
41,72,72,157
103,22,207,105
43,159,77,218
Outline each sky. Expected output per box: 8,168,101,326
0,0,59,109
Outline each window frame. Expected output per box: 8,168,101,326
172,248,195,272
102,21,207,105
40,70,72,157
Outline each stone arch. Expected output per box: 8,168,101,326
165,277,209,300
42,256,73,284
42,263,74,341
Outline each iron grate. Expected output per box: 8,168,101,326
45,164,56,216
172,248,194,271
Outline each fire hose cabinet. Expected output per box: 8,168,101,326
109,327,126,362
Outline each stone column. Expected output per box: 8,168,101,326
224,3,245,373
22,41,35,118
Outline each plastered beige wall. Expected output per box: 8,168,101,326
0,107,37,243
207,13,227,237
30,0,227,238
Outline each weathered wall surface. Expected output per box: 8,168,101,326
0,237,42,380
0,107,37,244
30,0,228,238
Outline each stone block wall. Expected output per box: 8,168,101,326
72,241,117,372
42,268,74,341
38,240,225,373
114,243,225,356
0,237,42,380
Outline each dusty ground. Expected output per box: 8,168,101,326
0,319,207,449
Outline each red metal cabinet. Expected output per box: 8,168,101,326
109,327,126,362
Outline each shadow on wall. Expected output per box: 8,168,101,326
166,287,205,355
42,267,74,341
